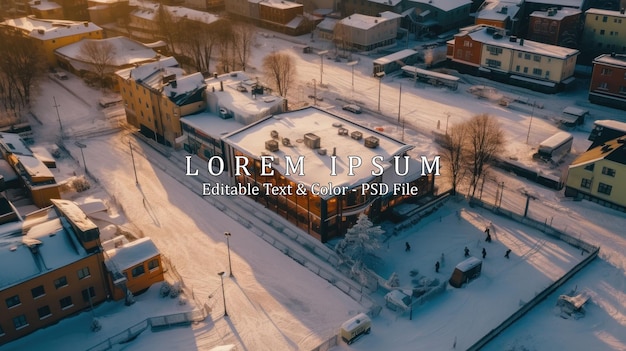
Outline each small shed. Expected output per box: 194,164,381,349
559,106,588,127
449,256,482,288
384,289,412,311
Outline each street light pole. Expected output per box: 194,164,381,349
318,50,329,85
526,101,536,144
218,272,228,317
225,232,233,277
129,140,139,185
376,72,385,112
53,96,63,138
445,112,451,135
74,141,87,173
347,60,358,92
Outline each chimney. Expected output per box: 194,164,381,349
220,81,223,91
519,38,524,46
213,72,218,78
621,8,625,14
332,147,336,156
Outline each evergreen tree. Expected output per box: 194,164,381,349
335,213,384,265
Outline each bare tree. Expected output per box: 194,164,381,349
439,123,468,195
156,4,177,54
262,51,295,97
232,22,255,72
177,19,218,73
79,40,117,89
332,21,350,57
0,28,45,116
465,114,504,198
215,20,235,73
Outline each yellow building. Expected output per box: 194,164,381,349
582,9,626,57
0,17,102,66
565,136,626,212
115,57,207,147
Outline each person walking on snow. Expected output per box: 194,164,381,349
405,242,411,252
464,246,470,257
435,261,440,273
505,249,511,259
482,248,487,259
485,228,492,242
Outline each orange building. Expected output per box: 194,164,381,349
0,199,107,346
104,237,163,301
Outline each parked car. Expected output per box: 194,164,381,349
342,104,362,114
54,71,69,80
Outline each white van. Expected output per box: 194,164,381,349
340,313,371,344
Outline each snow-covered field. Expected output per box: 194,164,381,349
3,29,626,351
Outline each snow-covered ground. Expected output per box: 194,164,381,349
3,29,626,351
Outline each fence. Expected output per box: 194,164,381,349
464,197,599,350
85,310,205,351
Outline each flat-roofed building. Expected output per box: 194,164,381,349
0,199,107,345
448,25,579,92
334,11,401,52
0,17,102,66
220,107,436,242
528,7,581,47
589,53,626,110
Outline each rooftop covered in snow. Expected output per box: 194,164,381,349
0,17,102,40
105,237,160,271
55,36,158,70
407,0,472,11
221,107,415,194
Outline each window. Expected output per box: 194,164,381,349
620,86,626,94
5,295,21,308
31,285,45,299
523,67,528,73
584,163,595,171
82,287,96,302
518,52,522,58
148,259,160,271
516,65,520,72
524,53,531,60
486,59,501,68
545,71,550,78
597,182,612,195
599,82,608,89
54,276,68,289
580,178,592,189
59,296,73,310
601,68,613,75
533,68,542,76
533,55,541,62
77,267,90,280
600,29,605,35
602,167,616,177
487,46,502,55
37,306,52,319
13,315,28,330
131,265,145,278
603,16,608,22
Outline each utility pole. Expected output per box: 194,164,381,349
526,101,535,144
312,79,317,106
53,96,63,137
129,140,139,185
397,84,402,124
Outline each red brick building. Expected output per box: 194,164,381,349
528,8,581,47
589,53,626,111
449,25,484,68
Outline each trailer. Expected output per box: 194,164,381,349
340,313,371,345
449,257,482,288
537,132,573,160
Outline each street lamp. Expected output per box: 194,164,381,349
74,141,87,173
375,72,385,112
318,50,329,85
218,271,228,317
225,232,233,277
347,60,358,92
445,112,451,136
53,96,63,138
526,101,536,144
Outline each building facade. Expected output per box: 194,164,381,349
116,58,207,147
581,8,626,62
588,53,626,110
528,8,581,47
0,17,103,66
335,12,401,52
565,136,626,212
220,107,437,242
475,1,522,32
0,199,107,346
448,25,579,92
405,0,473,35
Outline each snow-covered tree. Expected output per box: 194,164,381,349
335,213,384,265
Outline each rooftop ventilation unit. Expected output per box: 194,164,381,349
351,131,363,140
338,128,349,136
271,130,279,139
318,148,327,155
304,133,321,149
364,136,380,148
265,140,279,152
282,137,291,146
